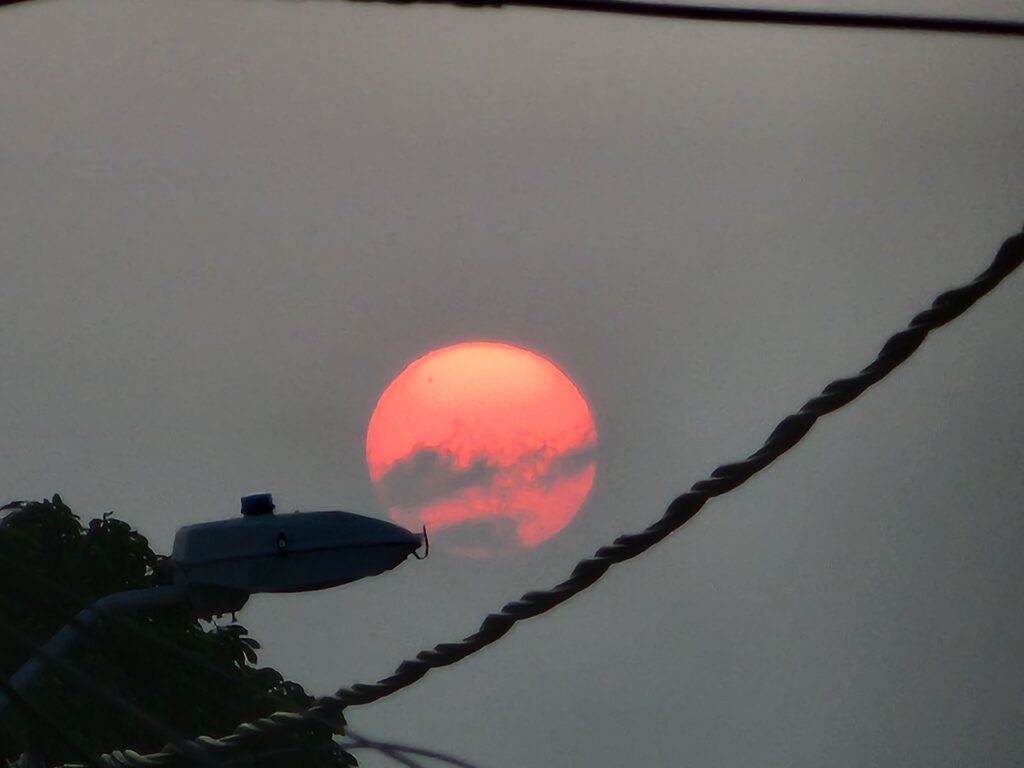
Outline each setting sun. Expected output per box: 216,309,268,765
366,341,597,558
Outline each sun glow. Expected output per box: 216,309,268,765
366,342,597,558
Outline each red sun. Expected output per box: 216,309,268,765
366,341,597,558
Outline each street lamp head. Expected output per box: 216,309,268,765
171,494,424,619
0,495,426,713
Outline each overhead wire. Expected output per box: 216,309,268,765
353,0,1024,37
179,732,486,768
105,227,1024,767
1,0,1024,37
346,739,424,768
341,733,485,768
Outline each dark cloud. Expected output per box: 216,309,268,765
537,442,598,487
379,440,598,510
377,448,499,509
441,515,522,559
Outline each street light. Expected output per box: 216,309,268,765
0,493,425,715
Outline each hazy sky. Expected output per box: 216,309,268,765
1,1,1023,766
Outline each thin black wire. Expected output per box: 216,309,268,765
188,733,486,768
355,0,1024,37
1,0,1024,37
342,734,484,768
0,553,485,768
0,678,104,768
348,737,424,768
108,226,1024,767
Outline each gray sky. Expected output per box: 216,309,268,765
1,0,1023,766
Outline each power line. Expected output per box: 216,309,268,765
201,732,486,768
109,227,1024,767
356,0,1024,37
341,733,485,768
1,0,1023,37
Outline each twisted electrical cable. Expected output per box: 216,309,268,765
107,226,1023,767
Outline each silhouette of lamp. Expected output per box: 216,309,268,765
0,493,424,715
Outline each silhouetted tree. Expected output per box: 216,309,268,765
0,496,353,768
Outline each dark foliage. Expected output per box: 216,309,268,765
0,496,354,767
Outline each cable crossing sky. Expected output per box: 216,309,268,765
103,228,1024,766
353,0,1024,37
1,0,1024,37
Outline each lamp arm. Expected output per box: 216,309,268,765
1,585,187,718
